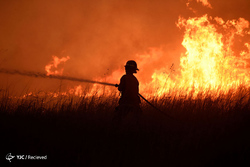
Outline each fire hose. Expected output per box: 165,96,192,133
0,68,173,119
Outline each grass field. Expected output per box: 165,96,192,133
1,86,250,166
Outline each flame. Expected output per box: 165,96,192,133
196,0,212,8
65,13,250,99
45,56,70,76
147,15,250,98
22,1,249,100
186,0,212,13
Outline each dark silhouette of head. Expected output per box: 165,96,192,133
125,60,139,74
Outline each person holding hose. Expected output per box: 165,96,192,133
113,60,141,127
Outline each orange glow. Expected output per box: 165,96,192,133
143,15,250,98
20,1,246,100
186,0,212,13
40,14,250,99
45,56,70,76
197,0,212,8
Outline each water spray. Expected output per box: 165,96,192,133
0,68,173,119
0,68,116,86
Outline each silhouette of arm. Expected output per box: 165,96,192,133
118,76,125,92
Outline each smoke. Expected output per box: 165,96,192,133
0,0,249,94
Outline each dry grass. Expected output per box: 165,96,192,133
1,86,250,166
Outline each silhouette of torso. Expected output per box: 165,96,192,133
118,74,140,106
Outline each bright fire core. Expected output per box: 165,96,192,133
151,15,250,97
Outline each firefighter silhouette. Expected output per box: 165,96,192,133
113,60,141,127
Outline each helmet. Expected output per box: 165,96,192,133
125,60,139,71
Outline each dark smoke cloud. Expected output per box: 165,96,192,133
0,0,249,94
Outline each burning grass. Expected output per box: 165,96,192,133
1,87,250,166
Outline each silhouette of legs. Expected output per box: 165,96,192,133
112,104,142,130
